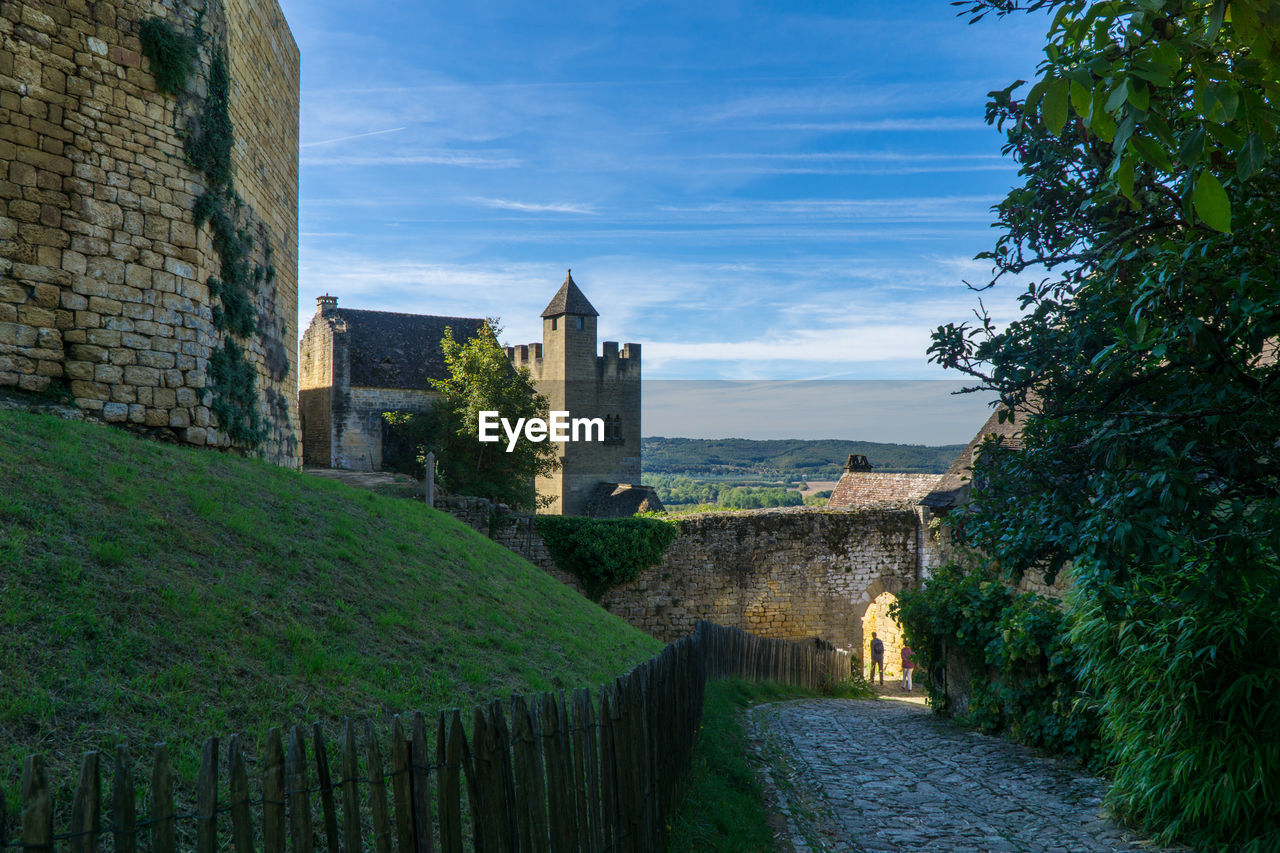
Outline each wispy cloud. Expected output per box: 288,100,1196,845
301,127,407,148
301,151,523,168
471,198,598,215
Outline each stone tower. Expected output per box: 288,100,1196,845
509,271,642,514
0,0,300,465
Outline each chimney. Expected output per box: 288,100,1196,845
317,294,338,315
844,454,872,473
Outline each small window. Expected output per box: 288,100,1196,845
576,316,584,330
551,317,558,331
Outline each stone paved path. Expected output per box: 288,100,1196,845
748,699,1172,853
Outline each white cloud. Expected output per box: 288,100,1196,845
470,198,598,215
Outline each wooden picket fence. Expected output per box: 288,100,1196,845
0,621,849,852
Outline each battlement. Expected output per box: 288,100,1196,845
597,342,641,378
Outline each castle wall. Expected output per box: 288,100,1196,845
437,498,923,651
600,507,921,648
0,0,299,465
334,386,439,471
298,311,333,465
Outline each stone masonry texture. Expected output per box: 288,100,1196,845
438,499,925,653
0,0,300,465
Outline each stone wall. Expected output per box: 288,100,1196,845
599,507,922,649
0,0,299,465
435,499,924,652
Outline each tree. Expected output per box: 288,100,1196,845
929,2,1280,847
386,320,559,511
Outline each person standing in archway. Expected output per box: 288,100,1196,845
869,632,885,685
901,643,915,692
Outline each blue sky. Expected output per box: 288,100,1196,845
276,1,1049,442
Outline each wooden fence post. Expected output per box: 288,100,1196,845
195,738,218,853
510,695,546,853
151,745,175,853
365,721,394,853
410,713,435,853
340,720,364,853
390,717,414,853
21,754,53,853
263,728,287,853
424,452,435,507
68,751,100,853
112,745,137,853
312,724,340,853
541,692,576,851
436,711,464,853
228,736,254,853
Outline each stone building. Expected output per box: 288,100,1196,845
299,272,660,516
508,271,655,516
827,453,941,508
297,295,483,470
0,0,301,465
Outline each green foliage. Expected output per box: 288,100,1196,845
932,1,1280,847
893,563,1101,763
185,50,234,194
717,486,802,509
649,474,806,509
803,489,832,506
208,339,265,447
386,321,558,511
139,18,196,97
643,437,963,480
535,515,678,599
0,409,662,813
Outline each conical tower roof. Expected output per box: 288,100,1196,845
541,269,599,318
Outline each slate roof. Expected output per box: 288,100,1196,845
920,405,1025,510
541,271,599,318
332,308,486,389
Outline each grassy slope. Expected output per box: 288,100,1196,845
0,409,662,802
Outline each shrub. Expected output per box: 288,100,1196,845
893,562,1101,764
535,516,678,600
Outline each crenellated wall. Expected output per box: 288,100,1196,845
0,0,299,465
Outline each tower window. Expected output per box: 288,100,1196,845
551,317,558,330
576,316,584,330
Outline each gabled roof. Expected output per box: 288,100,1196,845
920,404,1025,510
331,308,486,389
541,270,599,318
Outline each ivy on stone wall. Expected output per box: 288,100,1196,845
141,14,283,450
535,516,678,600
138,18,196,96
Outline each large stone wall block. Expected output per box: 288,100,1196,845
0,0,300,466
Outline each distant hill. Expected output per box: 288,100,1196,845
642,437,964,480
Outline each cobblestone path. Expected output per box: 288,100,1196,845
748,699,1170,853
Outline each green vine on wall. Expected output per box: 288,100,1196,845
139,18,196,96
140,14,280,449
535,516,678,600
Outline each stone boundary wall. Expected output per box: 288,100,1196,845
0,0,299,465
434,498,923,651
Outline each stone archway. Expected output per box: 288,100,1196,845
852,576,911,680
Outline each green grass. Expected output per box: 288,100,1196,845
0,410,662,810
667,677,874,851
